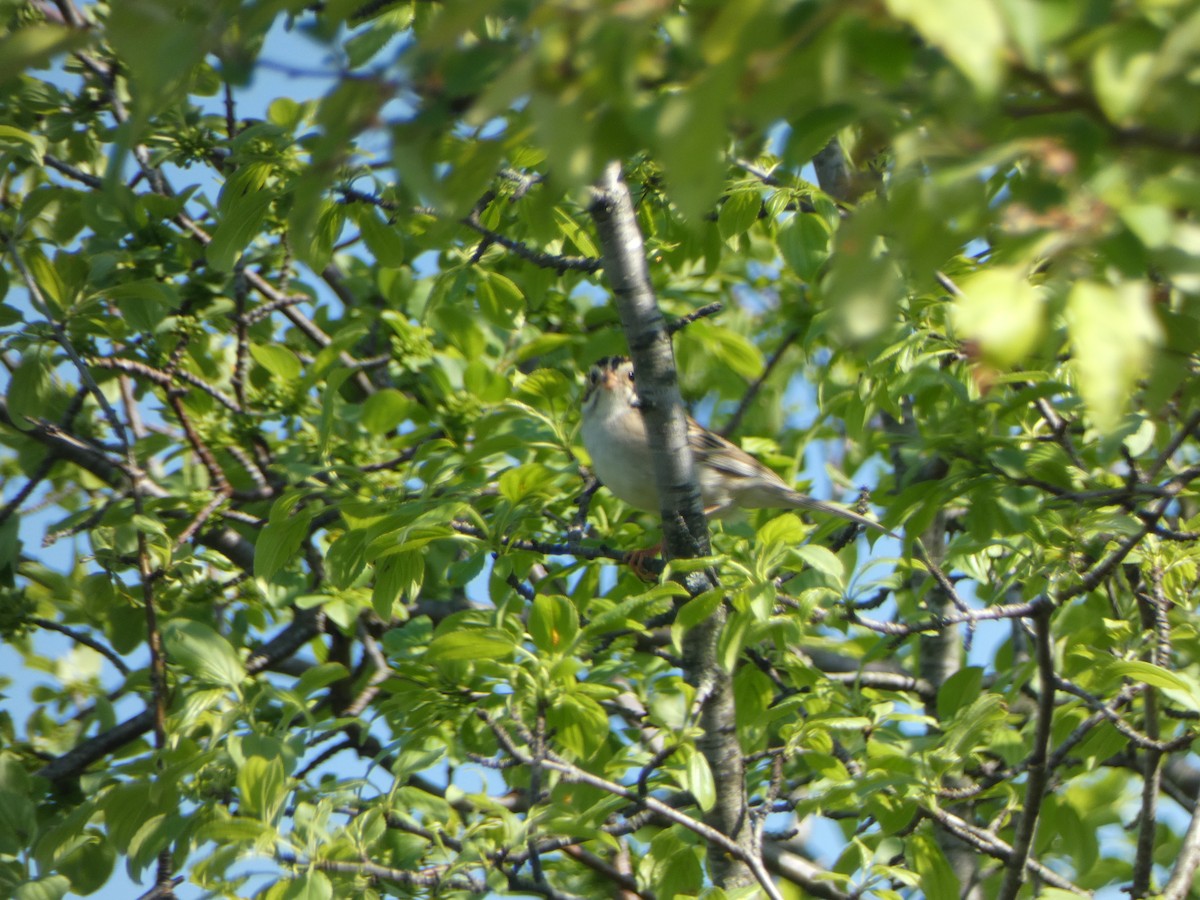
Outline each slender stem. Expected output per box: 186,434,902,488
998,607,1056,900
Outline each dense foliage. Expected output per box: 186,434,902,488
3,0,1200,898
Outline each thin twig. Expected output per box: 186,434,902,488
1148,409,1200,481
165,393,232,496
997,607,1055,900
0,452,58,528
478,710,786,900
36,608,326,785
927,806,1088,894
30,617,130,675
451,520,632,566
720,329,798,438
1164,782,1200,899
1054,493,1175,604
89,356,244,414
665,302,724,336
847,598,1048,637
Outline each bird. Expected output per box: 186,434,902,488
579,355,886,534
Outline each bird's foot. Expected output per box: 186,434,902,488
624,542,663,581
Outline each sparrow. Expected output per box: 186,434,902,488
579,356,885,533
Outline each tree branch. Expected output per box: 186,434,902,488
998,606,1055,900
588,161,711,566
590,162,763,892
478,710,784,900
1164,780,1200,899
36,607,325,784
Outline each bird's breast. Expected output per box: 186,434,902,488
581,406,660,511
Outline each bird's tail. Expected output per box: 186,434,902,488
786,492,894,537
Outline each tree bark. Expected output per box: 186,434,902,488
589,162,760,892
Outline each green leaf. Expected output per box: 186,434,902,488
102,784,155,853
13,875,70,900
681,744,716,812
1066,281,1161,432
373,552,424,620
0,24,90,85
294,663,350,698
254,506,314,582
869,793,919,835
698,326,765,381
357,206,407,267
236,755,288,823
886,0,1006,94
793,545,844,581
552,206,599,257
582,583,688,637
718,607,752,673
127,813,184,874
476,269,525,329
1091,25,1160,124
996,0,1092,64
281,871,334,900
249,344,302,381
163,620,245,689
1109,661,1200,710
51,830,115,895
0,789,36,854
529,594,580,655
646,829,703,898
344,18,398,66
673,589,724,633
101,279,179,332
545,692,608,759
361,388,411,435
6,348,54,430
499,463,555,505
780,213,831,282
784,104,859,168
441,137,508,216
0,757,29,795
515,368,572,405
936,667,984,720
207,188,274,273
0,125,47,164
426,628,517,662
909,831,960,900
717,189,761,240
107,1,207,116
953,266,1044,367
464,360,510,403
941,693,1007,762
318,368,355,457
757,513,810,547
194,814,273,846
326,528,368,589
25,250,67,309
656,65,735,224
821,209,904,341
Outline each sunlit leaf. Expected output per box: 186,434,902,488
1067,281,1161,432
887,0,1007,93
427,628,517,662
163,620,245,689
953,266,1044,367
0,23,89,86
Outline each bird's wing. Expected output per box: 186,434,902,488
686,417,788,486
